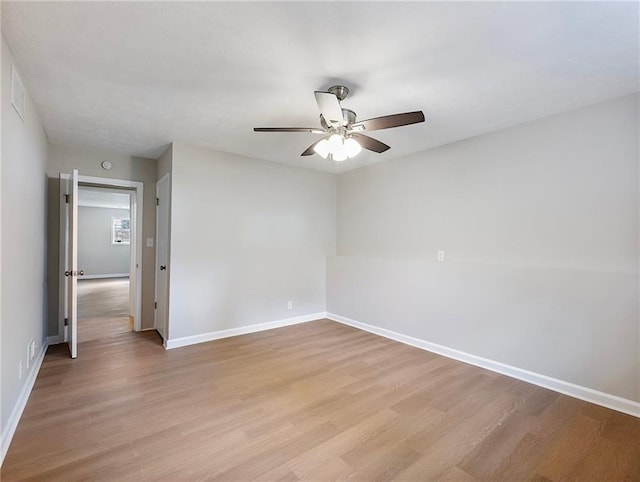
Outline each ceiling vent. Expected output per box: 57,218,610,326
11,65,25,122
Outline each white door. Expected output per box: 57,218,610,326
60,169,79,358
154,174,170,340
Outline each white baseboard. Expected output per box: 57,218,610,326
326,313,640,419
165,312,326,350
1,340,48,465
81,273,129,280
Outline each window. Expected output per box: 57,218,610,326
112,217,130,245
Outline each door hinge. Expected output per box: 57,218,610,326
64,318,68,326
64,194,70,203
156,198,159,206
154,301,157,309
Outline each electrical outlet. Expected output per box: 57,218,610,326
26,345,30,369
437,250,445,261
30,340,36,359
19,360,23,380
287,300,293,310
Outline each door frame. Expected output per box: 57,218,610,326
58,174,144,339
58,173,71,344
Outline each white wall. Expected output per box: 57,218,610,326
329,94,639,402
1,36,49,454
78,206,130,276
46,143,157,332
167,143,336,341
157,144,172,180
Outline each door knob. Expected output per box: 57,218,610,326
79,270,84,276
65,271,72,277
160,265,166,271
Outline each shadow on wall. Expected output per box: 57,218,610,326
46,176,60,338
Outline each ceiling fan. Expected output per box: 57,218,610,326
253,85,425,161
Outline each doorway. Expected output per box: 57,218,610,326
76,186,133,342
59,172,144,357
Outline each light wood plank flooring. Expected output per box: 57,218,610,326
78,278,132,342
2,320,639,480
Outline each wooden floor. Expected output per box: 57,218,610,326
77,278,132,342
2,320,639,481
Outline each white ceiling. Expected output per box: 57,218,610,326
2,2,638,173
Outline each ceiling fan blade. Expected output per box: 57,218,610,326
254,127,325,134
314,91,344,126
301,139,324,156
351,133,390,153
352,111,425,132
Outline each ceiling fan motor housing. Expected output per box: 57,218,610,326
327,85,349,101
342,109,356,125
320,108,356,130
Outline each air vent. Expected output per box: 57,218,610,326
10,65,25,122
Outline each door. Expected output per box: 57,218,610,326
60,169,79,358
154,174,170,340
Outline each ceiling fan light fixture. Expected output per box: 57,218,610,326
344,137,362,158
331,150,348,162
325,133,349,161
313,139,330,158
316,133,362,161
328,134,343,149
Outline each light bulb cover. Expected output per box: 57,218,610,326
313,139,330,158
344,138,362,158
315,133,362,161
331,151,348,162
328,134,343,149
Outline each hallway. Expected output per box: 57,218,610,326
77,277,132,342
